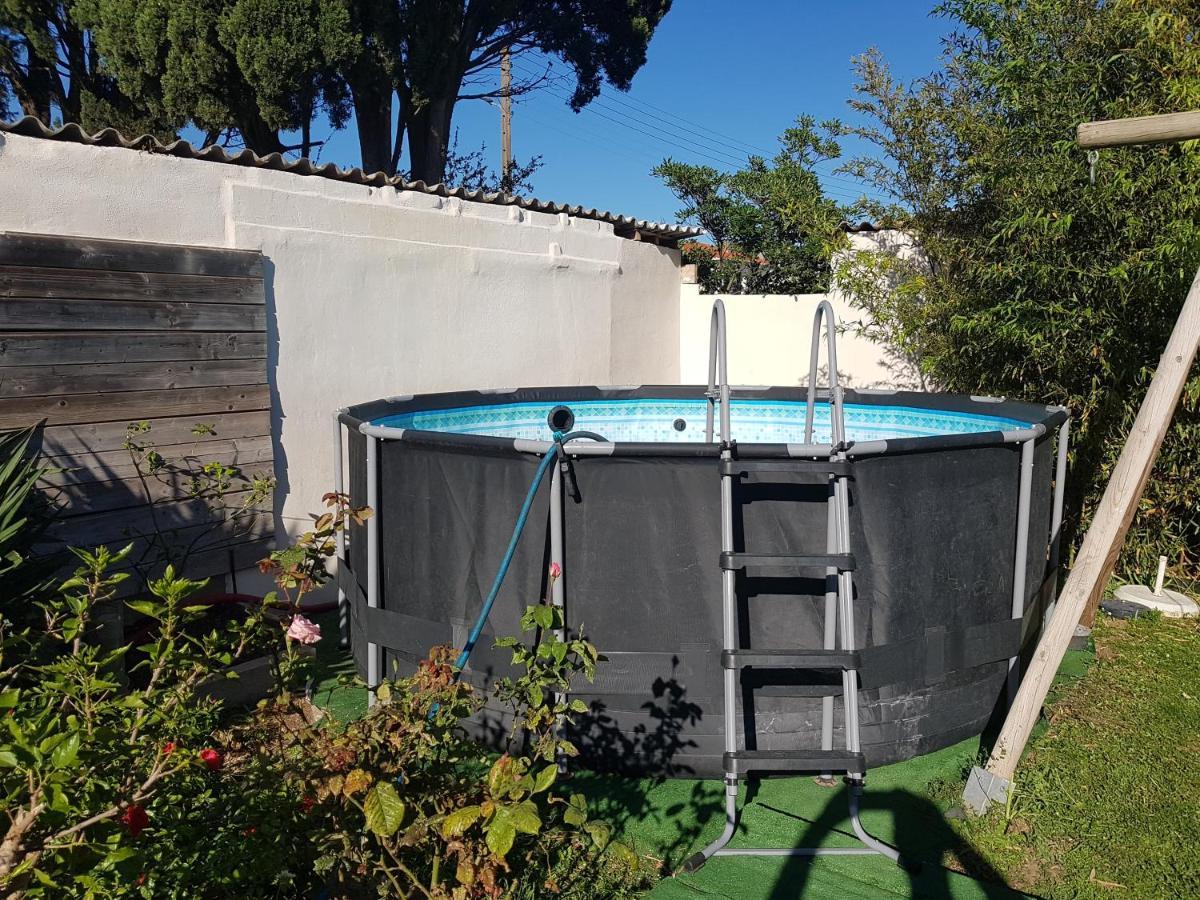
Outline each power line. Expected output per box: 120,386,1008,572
486,98,667,170
511,60,752,170
512,59,872,200
534,56,877,192
535,57,775,157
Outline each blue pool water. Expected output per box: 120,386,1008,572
374,399,1029,444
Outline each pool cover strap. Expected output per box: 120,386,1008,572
857,618,1023,689
341,552,1023,694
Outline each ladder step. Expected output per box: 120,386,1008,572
720,552,856,572
724,750,866,777
720,459,851,477
722,649,859,670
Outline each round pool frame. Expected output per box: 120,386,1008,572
335,385,1070,778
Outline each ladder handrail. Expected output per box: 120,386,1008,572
804,300,846,447
706,299,731,444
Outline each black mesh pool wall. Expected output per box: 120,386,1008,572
344,388,1062,778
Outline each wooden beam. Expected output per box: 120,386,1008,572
983,264,1200,786
0,232,263,278
0,359,265,397
0,384,270,428
38,412,271,456
0,266,265,304
0,298,267,331
0,331,267,365
1077,110,1200,149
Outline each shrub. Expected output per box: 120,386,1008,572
0,546,271,894
837,0,1200,588
0,487,648,897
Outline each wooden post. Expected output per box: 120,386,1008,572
963,113,1200,813
966,264,1200,809
1077,110,1200,148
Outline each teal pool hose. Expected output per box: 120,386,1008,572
453,429,604,672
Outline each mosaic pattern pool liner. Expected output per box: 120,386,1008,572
373,398,1030,444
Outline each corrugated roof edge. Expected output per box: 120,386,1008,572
0,116,703,245
842,220,884,233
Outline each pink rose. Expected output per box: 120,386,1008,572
286,614,322,645
549,562,562,580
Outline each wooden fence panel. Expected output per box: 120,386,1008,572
0,232,274,591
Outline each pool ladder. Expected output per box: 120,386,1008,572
684,299,902,872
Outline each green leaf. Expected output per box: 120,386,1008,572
126,600,161,619
375,682,391,703
563,793,588,827
531,605,554,630
441,805,482,838
50,733,80,770
606,840,639,869
485,815,516,859
526,684,544,707
532,764,557,794
363,782,406,838
0,689,18,709
509,800,541,835
0,750,18,767
569,698,588,714
584,820,611,850
32,868,60,888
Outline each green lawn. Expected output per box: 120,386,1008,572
308,613,1199,899
940,614,1200,899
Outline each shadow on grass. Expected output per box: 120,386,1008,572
758,783,1028,899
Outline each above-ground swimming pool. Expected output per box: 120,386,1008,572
337,385,1069,777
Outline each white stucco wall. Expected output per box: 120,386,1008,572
0,131,682,538
679,286,897,389
678,231,918,390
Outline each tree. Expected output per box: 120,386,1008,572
350,0,673,182
838,0,1200,580
0,0,167,134
655,116,849,294
77,0,354,155
3,0,672,183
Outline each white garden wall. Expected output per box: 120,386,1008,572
678,231,919,390
0,131,682,541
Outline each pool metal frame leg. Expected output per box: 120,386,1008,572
1007,437,1036,702
683,300,901,873
1044,418,1071,628
333,412,350,649
364,432,382,707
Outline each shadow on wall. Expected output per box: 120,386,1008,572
262,256,290,539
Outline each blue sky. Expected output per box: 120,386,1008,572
302,2,950,225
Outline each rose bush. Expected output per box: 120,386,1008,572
0,439,651,898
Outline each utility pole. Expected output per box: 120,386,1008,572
500,46,512,192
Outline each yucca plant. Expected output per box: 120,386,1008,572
0,426,54,605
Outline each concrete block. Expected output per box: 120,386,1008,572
962,765,1010,816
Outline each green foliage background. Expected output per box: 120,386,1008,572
654,116,847,295
840,0,1200,582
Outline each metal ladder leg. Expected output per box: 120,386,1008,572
819,300,899,863
685,301,740,871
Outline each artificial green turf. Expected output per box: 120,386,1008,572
574,737,1030,900
308,609,367,722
